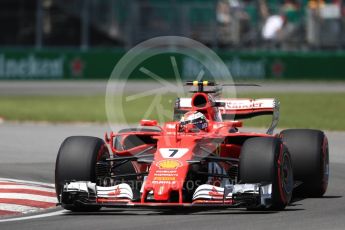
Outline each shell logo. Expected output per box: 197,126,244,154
156,160,182,169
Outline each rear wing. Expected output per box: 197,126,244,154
174,98,280,134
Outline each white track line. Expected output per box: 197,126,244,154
0,185,55,193
0,194,57,203
0,203,40,213
0,210,66,223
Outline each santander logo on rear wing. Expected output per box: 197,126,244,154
178,97,276,112
175,97,280,134
219,98,278,117
221,98,275,110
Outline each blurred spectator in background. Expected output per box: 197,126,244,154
217,0,232,44
217,0,231,24
261,14,285,41
308,0,342,9
280,0,301,44
217,0,251,46
261,0,285,41
261,0,301,47
306,0,343,48
308,0,326,9
258,0,270,20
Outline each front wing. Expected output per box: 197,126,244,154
58,181,273,209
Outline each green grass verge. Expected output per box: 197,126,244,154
0,93,344,130
0,96,107,122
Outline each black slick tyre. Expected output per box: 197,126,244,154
280,129,329,197
239,137,294,210
55,136,109,211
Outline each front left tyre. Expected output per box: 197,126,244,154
55,136,109,211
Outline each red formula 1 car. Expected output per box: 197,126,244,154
55,81,329,211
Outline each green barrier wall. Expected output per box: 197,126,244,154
0,49,344,80
0,49,123,80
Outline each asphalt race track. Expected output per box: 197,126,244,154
0,122,345,230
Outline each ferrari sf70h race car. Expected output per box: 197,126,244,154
55,81,329,211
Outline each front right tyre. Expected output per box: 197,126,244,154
239,137,294,210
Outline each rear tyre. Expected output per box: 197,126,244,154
55,136,109,212
239,137,294,210
280,129,329,197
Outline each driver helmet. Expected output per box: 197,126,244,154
180,111,208,131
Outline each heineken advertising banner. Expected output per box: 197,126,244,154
0,54,64,79
0,49,123,80
0,49,344,80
